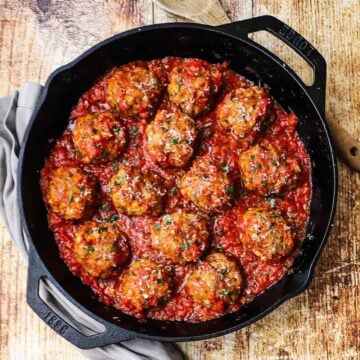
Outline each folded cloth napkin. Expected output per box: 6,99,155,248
0,82,183,360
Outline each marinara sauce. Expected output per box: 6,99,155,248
40,57,311,323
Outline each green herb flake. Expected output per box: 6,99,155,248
130,125,138,137
226,185,234,195
165,220,173,226
98,226,108,234
221,164,230,173
67,191,74,205
169,187,177,195
101,203,111,211
170,138,179,145
113,160,119,172
113,126,121,133
219,289,230,296
100,150,110,159
109,244,115,252
181,240,190,250
220,268,229,275
87,246,95,253
156,278,164,284
154,224,161,231
104,214,120,222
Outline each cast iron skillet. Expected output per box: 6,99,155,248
18,15,337,349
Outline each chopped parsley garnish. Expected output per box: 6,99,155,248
219,289,230,296
156,278,164,284
109,244,115,251
113,160,119,172
98,226,108,233
154,224,161,231
87,246,95,253
170,138,179,145
101,203,111,212
165,220,173,226
169,187,177,195
103,214,120,222
221,164,230,173
67,191,74,205
181,240,190,250
220,268,229,275
130,125,139,137
113,126,121,133
226,185,234,195
100,150,110,159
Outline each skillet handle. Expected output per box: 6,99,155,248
217,15,326,116
27,248,135,349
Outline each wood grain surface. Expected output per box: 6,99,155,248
0,1,359,359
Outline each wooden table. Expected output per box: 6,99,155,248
0,1,359,359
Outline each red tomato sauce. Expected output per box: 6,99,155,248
40,57,311,323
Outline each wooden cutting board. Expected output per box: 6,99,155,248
0,1,359,359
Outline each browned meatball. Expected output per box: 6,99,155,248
74,221,129,278
185,253,243,309
118,259,172,312
46,166,96,220
216,86,273,139
151,211,209,264
110,166,164,216
167,58,223,117
145,109,197,168
238,141,302,195
241,208,294,262
179,156,233,213
72,111,126,164
105,64,162,120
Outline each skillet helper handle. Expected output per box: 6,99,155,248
217,15,360,172
27,248,135,349
217,15,326,113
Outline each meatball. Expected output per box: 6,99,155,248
145,109,197,168
74,221,129,278
110,166,163,216
105,64,162,120
46,166,96,220
118,259,172,312
238,141,302,195
151,211,209,263
185,253,243,308
216,86,273,139
72,111,126,164
241,208,294,261
179,156,233,213
167,59,223,117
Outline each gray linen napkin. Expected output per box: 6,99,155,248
0,82,183,360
